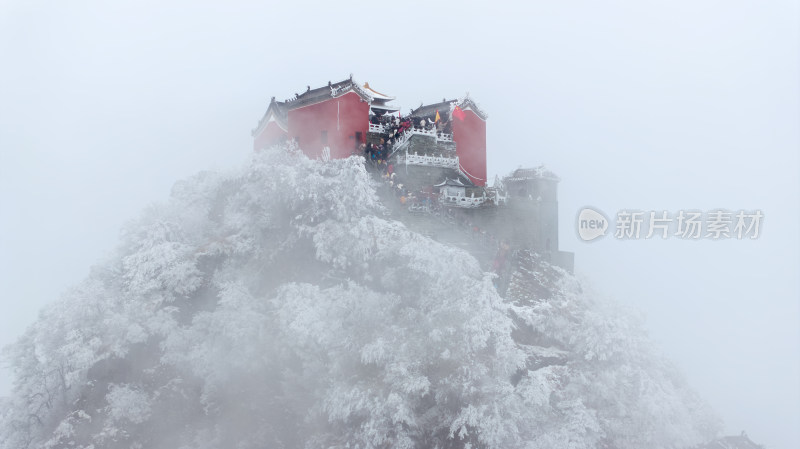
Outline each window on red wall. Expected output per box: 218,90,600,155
320,131,328,145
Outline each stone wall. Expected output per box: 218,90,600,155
363,133,573,272
379,194,573,273
391,165,460,192
406,135,456,156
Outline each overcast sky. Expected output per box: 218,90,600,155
1,1,798,448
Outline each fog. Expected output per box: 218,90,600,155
0,0,797,448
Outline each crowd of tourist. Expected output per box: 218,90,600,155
360,112,453,169
360,140,390,166
371,112,452,137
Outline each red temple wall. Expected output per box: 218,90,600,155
451,109,487,186
287,92,369,159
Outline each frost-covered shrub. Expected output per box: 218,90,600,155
0,146,719,449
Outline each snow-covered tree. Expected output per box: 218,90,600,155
0,145,720,449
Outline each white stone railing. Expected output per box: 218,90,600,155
368,124,452,141
388,129,412,157
401,152,459,169
406,127,453,142
410,126,437,137
440,193,487,208
374,125,455,160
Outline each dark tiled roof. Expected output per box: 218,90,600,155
459,97,488,120
434,177,467,187
278,77,394,110
268,98,288,122
255,76,394,135
252,97,289,136
506,166,560,182
698,433,764,449
410,96,488,121
410,99,455,118
280,78,353,109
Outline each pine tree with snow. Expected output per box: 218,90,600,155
0,146,720,449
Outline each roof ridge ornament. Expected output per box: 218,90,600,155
329,75,374,103
454,94,488,120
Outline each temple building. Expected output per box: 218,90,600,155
251,77,394,159
252,75,487,186
252,76,573,272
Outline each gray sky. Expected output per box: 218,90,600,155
1,0,798,448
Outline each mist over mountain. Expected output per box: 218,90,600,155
0,147,719,449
